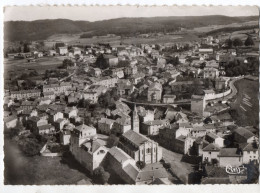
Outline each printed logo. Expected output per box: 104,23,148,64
225,165,247,175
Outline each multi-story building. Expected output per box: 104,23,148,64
10,89,41,100
70,124,108,174
147,82,162,102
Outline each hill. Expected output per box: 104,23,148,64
4,15,258,41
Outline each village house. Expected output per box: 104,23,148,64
20,100,37,110
112,117,132,134
202,143,220,163
97,118,115,135
57,47,68,55
176,122,193,138
4,116,18,129
104,55,119,66
241,143,259,164
147,82,162,102
141,119,169,136
118,130,163,164
37,124,55,135
64,107,78,119
93,76,118,88
70,124,108,174
83,85,107,103
163,95,176,104
27,116,48,134
218,148,243,167
43,91,56,100
10,89,41,100
47,110,64,123
233,127,258,144
117,83,135,96
204,132,224,147
129,73,146,85
198,67,219,79
124,65,138,76
110,68,125,78
54,118,69,131
89,68,102,77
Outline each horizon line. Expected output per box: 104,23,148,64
4,14,259,22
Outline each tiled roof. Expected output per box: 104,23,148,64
108,147,132,164
203,143,220,152
234,127,255,139
218,148,242,157
122,130,149,147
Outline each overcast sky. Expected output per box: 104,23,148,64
4,6,259,22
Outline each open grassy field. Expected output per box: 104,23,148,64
4,56,65,79
47,33,199,46
230,79,259,127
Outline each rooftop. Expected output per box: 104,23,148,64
122,130,150,147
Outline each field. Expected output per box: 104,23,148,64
4,56,65,79
230,79,259,127
192,20,258,33
47,33,199,46
4,137,92,185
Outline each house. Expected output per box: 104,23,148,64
205,133,224,147
83,85,107,103
57,47,68,55
200,67,219,79
176,122,193,138
54,118,69,131
104,55,119,66
64,107,78,119
124,65,138,76
43,91,56,100
118,130,162,164
163,95,176,104
218,148,243,167
202,143,220,163
110,68,125,78
10,89,41,100
157,58,166,68
27,116,48,133
141,119,169,136
89,68,102,77
20,100,37,110
47,110,64,123
97,118,115,135
38,124,55,135
112,117,132,134
48,50,57,56
129,73,145,85
117,84,135,96
70,125,108,174
233,127,258,144
241,143,259,164
4,116,18,129
147,82,162,102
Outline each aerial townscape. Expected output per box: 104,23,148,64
3,11,259,185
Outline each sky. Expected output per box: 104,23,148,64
4,6,259,22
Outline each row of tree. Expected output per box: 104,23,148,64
225,36,254,48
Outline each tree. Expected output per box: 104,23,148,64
136,161,146,169
93,166,110,184
23,43,30,53
244,36,254,46
225,39,233,49
95,54,109,69
233,38,243,47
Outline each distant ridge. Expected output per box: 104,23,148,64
4,15,258,41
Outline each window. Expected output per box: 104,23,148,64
209,152,211,154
